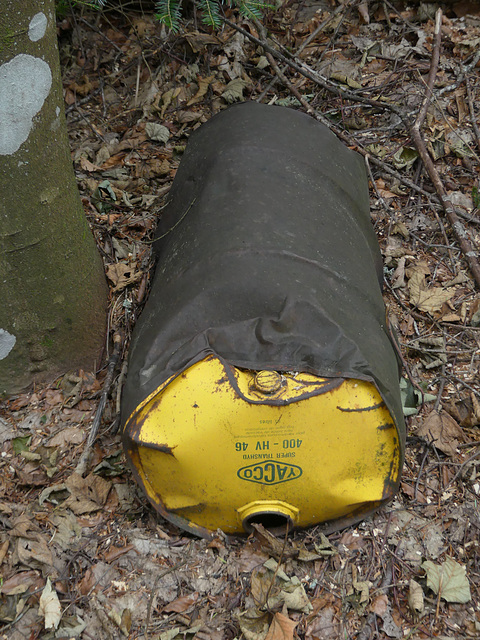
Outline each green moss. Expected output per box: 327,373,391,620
0,23,28,55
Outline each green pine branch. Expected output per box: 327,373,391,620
155,0,183,32
154,0,275,33
197,0,222,28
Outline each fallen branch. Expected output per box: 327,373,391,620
223,17,406,121
228,17,445,201
256,0,359,101
465,75,480,153
75,331,123,476
409,9,480,288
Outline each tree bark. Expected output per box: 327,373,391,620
0,0,108,395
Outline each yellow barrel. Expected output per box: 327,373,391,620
123,354,401,537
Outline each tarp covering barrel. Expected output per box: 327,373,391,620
121,101,405,538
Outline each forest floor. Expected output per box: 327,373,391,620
2,1,480,638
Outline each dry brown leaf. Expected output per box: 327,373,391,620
103,544,134,563
265,612,297,640
106,263,143,292
236,607,270,640
446,394,480,427
416,410,468,456
0,540,9,565
64,473,112,515
408,579,425,617
251,523,289,557
0,570,41,595
357,2,370,23
391,256,406,289
76,566,97,596
48,427,85,448
305,604,338,639
163,592,199,613
406,263,455,313
370,594,388,617
38,578,62,630
79,157,102,172
108,606,132,635
185,31,222,53
187,75,215,106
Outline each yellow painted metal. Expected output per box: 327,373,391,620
124,355,401,535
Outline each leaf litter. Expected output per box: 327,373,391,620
2,1,480,638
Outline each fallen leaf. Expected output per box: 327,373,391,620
39,578,62,630
357,2,370,23
391,256,406,289
56,615,87,638
106,262,142,292
416,410,468,456
408,579,424,616
236,607,270,640
265,612,297,640
185,31,222,53
407,263,455,313
305,604,339,639
251,561,312,613
145,122,170,143
422,557,471,603
353,577,370,604
446,394,480,427
369,593,402,638
80,157,102,172
187,75,214,105
50,511,83,550
0,571,41,596
64,473,112,514
370,594,388,617
222,78,246,103
312,532,337,557
48,427,85,448
108,606,132,635
163,592,199,613
159,628,182,640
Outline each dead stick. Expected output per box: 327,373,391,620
223,17,406,121
410,9,480,288
75,331,123,476
228,18,442,202
257,0,358,101
465,75,480,152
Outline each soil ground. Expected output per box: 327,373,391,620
2,1,480,638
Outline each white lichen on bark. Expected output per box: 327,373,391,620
0,54,52,155
28,12,47,42
0,329,16,360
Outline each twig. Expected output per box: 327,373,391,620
75,331,123,476
65,88,102,115
250,42,434,199
256,0,358,101
78,17,124,53
435,48,480,98
364,154,396,221
357,562,394,640
223,17,406,121
234,17,460,206
445,448,480,491
433,364,446,412
409,9,480,289
465,75,480,152
144,546,192,639
262,522,290,611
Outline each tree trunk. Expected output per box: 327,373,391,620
0,0,108,396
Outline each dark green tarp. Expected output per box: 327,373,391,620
122,102,405,458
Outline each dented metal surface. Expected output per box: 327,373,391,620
123,355,402,536
121,102,405,537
